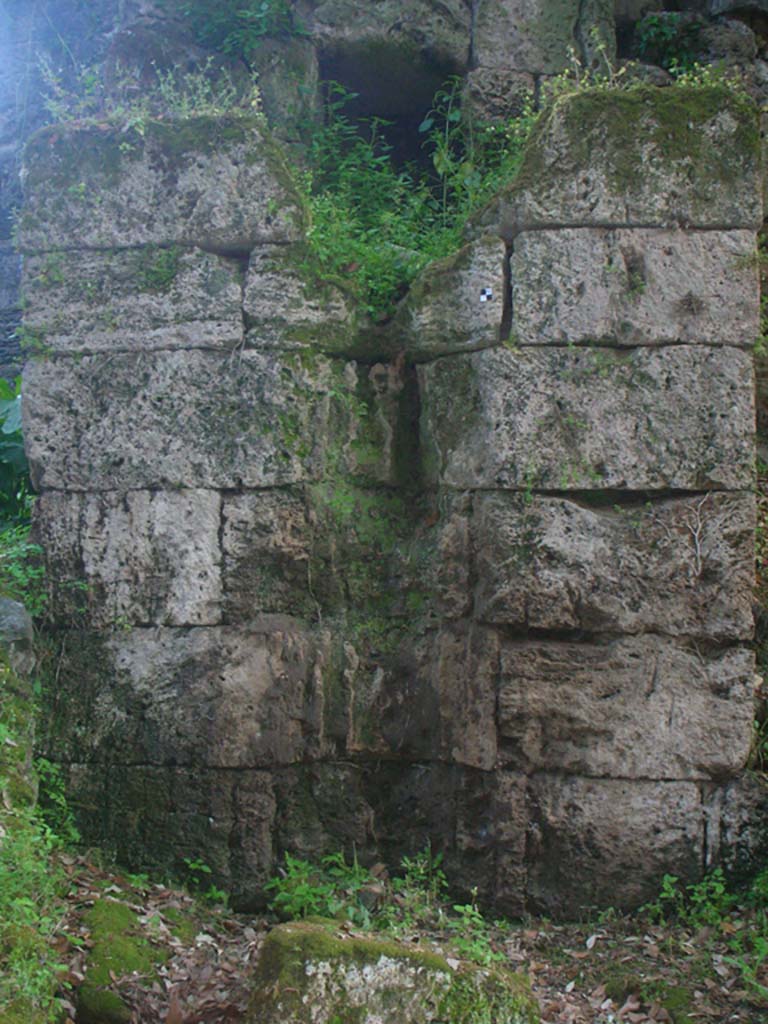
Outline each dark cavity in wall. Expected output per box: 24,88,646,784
317,39,464,166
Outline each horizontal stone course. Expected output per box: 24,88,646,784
22,248,244,353
473,491,755,639
18,115,303,252
512,228,759,347
498,636,754,779
418,345,754,491
23,350,395,491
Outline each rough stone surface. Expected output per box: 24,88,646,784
473,0,614,75
18,116,304,253
23,350,384,491
20,79,761,917
45,622,326,769
0,598,35,676
527,777,704,915
389,236,507,358
475,86,763,234
419,346,754,491
512,228,759,347
243,245,357,353
22,248,244,353
472,491,755,639
35,490,223,627
498,636,754,779
247,921,539,1024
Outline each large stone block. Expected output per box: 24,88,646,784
23,350,385,490
512,228,759,347
473,491,755,639
344,624,498,770
389,237,507,359
418,345,754,491
474,85,762,234
243,244,358,354
36,489,222,627
45,622,330,768
63,763,277,904
19,115,304,252
527,776,704,914
22,247,244,353
473,0,614,75
498,636,754,779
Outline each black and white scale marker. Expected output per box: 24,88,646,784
480,287,493,302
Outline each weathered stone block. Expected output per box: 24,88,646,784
23,350,381,490
473,491,755,639
64,764,277,902
475,85,762,234
243,244,359,353
309,0,472,70
247,921,538,1024
512,228,759,347
23,247,244,352
462,67,535,123
19,115,304,252
499,636,754,778
36,489,222,627
390,237,506,358
345,624,498,770
418,345,754,491
474,0,614,75
527,777,703,914
222,490,314,620
46,622,329,769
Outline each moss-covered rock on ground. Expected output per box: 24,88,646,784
76,898,171,1024
247,920,539,1024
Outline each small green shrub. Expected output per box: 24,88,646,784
635,13,701,74
174,0,308,62
265,851,374,925
0,377,29,527
297,80,537,319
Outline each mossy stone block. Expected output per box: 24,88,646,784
476,85,762,233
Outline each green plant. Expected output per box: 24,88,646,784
181,857,228,905
636,13,701,74
642,869,734,928
40,56,260,129
35,757,80,846
0,523,46,616
174,0,307,62
0,377,29,526
265,850,374,925
298,80,537,320
448,889,505,966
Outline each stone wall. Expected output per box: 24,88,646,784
18,82,762,915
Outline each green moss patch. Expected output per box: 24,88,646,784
77,898,170,1023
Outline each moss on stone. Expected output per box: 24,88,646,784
77,897,170,1023
249,922,539,1024
510,83,759,206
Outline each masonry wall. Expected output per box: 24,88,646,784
17,84,763,915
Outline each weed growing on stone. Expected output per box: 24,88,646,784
40,57,261,131
173,0,308,61
297,81,537,319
